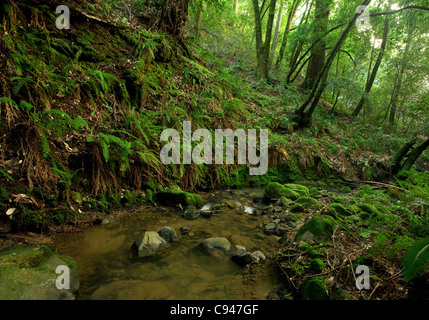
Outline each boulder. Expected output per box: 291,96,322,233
131,231,170,258
284,184,310,198
200,237,232,255
158,226,179,243
264,182,300,201
295,216,336,243
0,244,79,300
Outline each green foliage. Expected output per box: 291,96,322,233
402,237,429,282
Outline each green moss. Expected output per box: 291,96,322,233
330,203,353,216
340,186,351,193
0,188,9,204
331,290,357,300
295,197,319,209
357,190,367,197
332,197,345,204
295,216,336,243
264,182,300,200
309,187,320,197
300,277,329,300
154,190,203,208
310,258,325,273
357,204,381,220
362,185,373,193
284,184,310,198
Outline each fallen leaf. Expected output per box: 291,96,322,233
6,207,16,216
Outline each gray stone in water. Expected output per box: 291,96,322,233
200,237,232,255
132,231,170,258
264,222,276,234
184,208,200,220
158,226,178,243
251,250,266,263
232,248,253,266
180,224,192,235
200,210,213,218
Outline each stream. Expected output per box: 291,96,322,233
53,188,283,300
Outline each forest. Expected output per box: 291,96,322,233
0,0,428,302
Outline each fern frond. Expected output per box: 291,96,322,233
402,237,429,282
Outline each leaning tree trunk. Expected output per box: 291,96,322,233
393,138,429,174
352,17,389,117
275,0,301,68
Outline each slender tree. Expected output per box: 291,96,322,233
275,0,302,68
352,17,390,117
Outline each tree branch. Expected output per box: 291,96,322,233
370,5,429,17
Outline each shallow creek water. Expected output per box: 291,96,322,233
53,188,282,300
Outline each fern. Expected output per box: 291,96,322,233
0,97,18,110
402,237,429,281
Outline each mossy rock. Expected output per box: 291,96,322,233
357,190,367,197
340,186,351,193
154,190,203,208
331,290,357,300
310,258,325,273
309,187,320,197
296,197,319,209
362,185,373,193
332,197,345,204
284,184,310,198
295,216,336,243
357,204,380,220
264,183,300,200
300,276,329,300
330,203,353,216
0,245,79,300
290,203,305,213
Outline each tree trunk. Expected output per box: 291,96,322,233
389,28,413,126
275,0,301,68
293,0,372,128
195,0,204,38
252,0,277,79
393,138,429,174
269,1,283,68
302,0,330,90
154,0,191,38
352,17,389,117
251,0,264,67
233,0,239,14
261,0,277,79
